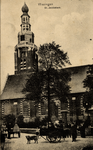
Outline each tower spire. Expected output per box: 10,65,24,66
21,3,31,32
22,2,29,14
14,3,38,74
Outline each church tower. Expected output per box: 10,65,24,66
15,3,38,74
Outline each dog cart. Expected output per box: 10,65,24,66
40,127,63,143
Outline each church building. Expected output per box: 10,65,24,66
0,3,90,123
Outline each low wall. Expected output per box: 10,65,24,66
20,127,93,136
20,128,37,134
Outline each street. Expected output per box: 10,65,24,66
3,133,93,150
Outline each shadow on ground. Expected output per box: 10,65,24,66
82,146,93,150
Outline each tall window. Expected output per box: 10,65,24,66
21,35,25,41
70,96,81,116
20,58,26,70
12,102,19,116
32,33,34,43
4,102,11,115
23,101,29,116
22,17,25,23
26,17,28,22
30,101,35,117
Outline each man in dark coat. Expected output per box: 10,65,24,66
71,122,77,142
80,123,85,138
0,128,6,150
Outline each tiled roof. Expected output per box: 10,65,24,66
0,74,29,100
0,65,89,100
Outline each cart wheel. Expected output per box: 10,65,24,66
56,136,61,142
46,136,51,142
46,136,56,143
50,137,56,142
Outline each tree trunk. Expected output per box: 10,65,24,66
47,70,51,127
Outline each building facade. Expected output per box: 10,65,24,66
0,3,90,123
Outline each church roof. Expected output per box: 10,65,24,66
0,65,90,101
0,74,29,100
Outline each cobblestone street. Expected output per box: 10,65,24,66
2,133,93,150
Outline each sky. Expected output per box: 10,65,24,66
1,0,93,92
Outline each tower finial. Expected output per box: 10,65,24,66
22,2,29,14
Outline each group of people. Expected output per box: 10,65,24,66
0,123,21,149
67,121,86,141
47,120,77,142
68,121,86,141
60,121,77,142
50,120,86,142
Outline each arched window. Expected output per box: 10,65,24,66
22,17,25,23
23,101,29,117
4,101,11,115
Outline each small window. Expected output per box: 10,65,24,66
30,38,31,42
28,67,31,69
23,25,26,31
20,64,23,68
72,97,76,100
13,102,17,105
21,59,23,62
22,51,25,57
20,68,24,70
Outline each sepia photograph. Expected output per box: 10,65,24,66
0,0,93,150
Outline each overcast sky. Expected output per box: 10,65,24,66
1,0,93,92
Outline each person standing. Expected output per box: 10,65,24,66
62,123,66,141
80,123,85,138
1,128,6,150
36,127,40,141
71,122,77,142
